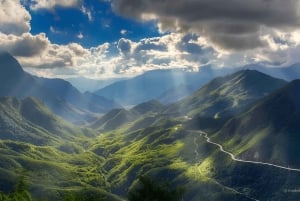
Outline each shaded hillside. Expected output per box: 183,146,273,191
37,77,120,114
0,97,92,145
0,52,92,122
213,79,300,167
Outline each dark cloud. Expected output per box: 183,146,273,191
0,33,48,57
177,34,203,54
111,0,300,50
9,34,48,57
135,38,167,52
117,38,132,54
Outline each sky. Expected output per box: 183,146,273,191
0,0,300,79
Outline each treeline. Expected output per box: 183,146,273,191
0,174,32,201
0,176,185,201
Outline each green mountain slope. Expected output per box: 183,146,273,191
0,96,91,145
1,70,300,201
0,97,122,201
90,115,300,201
165,70,287,118
91,100,164,131
213,79,300,167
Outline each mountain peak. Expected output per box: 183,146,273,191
235,69,269,78
0,52,24,78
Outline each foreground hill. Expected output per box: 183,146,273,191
165,70,287,118
213,79,300,167
0,97,122,201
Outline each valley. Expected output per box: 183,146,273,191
1,53,300,201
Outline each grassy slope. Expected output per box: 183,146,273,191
0,97,121,200
1,72,300,201
212,79,300,167
165,70,287,118
89,115,265,201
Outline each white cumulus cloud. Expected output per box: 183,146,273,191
0,0,31,35
30,0,81,10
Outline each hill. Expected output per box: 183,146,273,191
91,100,164,131
37,77,120,114
165,70,287,118
213,79,300,167
0,96,92,145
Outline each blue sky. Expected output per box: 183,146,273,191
28,0,159,47
0,0,300,79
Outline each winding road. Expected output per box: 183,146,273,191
191,130,300,172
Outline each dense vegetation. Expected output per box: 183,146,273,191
1,55,300,201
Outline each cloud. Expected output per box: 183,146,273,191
30,0,82,10
77,32,84,39
81,5,93,21
0,32,49,57
19,42,90,68
111,0,300,51
117,38,132,55
0,0,31,35
1,0,300,79
9,31,300,79
120,29,127,35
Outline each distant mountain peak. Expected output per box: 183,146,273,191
0,52,24,78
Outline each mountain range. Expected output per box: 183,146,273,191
0,52,119,123
92,63,300,106
94,66,236,106
1,53,300,201
165,69,287,118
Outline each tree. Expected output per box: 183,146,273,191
9,172,32,201
128,176,185,201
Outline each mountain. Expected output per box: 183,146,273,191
157,84,196,104
91,100,164,131
37,77,120,114
91,108,138,131
0,52,119,123
131,100,164,115
66,76,125,92
0,96,92,145
1,67,300,201
165,70,287,118
245,63,300,81
213,79,300,167
95,67,236,106
0,52,90,122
